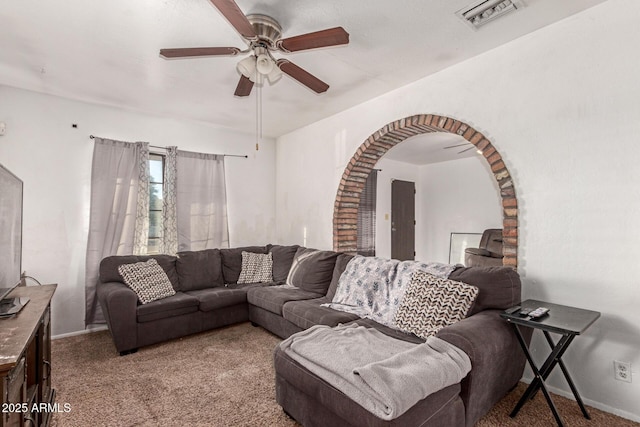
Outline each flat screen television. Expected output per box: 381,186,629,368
0,162,25,315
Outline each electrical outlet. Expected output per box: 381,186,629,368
614,360,632,383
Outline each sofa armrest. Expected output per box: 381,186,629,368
96,281,139,353
436,309,530,427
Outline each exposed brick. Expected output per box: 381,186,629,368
494,170,510,181
490,160,506,172
503,227,518,237
504,208,518,218
476,139,490,151
488,153,502,165
503,256,518,267
502,198,517,208
463,128,476,140
438,116,447,128
503,218,518,228
503,245,517,256
339,196,360,204
500,187,515,197
451,121,462,134
482,146,497,158
503,237,518,246
470,132,484,144
444,118,454,131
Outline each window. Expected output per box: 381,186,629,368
148,153,164,254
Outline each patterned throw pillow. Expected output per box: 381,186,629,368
118,259,176,304
394,270,479,339
237,251,273,284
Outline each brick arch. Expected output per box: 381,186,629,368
333,114,518,267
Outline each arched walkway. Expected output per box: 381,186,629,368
332,114,518,267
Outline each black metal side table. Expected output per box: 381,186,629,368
500,299,601,427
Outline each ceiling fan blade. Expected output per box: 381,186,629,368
277,59,329,93
458,146,475,154
277,27,349,52
160,47,241,58
234,75,254,97
443,143,469,149
208,0,257,39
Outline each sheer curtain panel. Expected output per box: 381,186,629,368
176,150,229,251
85,138,149,325
357,170,378,257
161,146,178,255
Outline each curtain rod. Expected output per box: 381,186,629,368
89,135,248,158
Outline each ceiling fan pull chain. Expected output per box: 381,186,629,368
256,74,262,151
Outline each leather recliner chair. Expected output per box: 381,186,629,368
464,229,504,267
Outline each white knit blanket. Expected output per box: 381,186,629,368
279,323,471,420
322,256,457,328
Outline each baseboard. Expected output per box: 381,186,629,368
52,325,108,340
520,375,640,423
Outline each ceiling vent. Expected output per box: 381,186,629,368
456,0,525,30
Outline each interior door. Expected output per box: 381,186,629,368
391,179,415,260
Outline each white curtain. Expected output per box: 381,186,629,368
85,138,149,325
176,150,229,251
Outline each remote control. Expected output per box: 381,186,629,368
504,306,521,315
519,307,533,316
528,307,550,319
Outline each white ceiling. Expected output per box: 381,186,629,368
383,133,478,166
0,0,606,138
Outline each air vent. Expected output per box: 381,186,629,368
456,0,525,30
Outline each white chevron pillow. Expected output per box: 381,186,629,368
394,270,479,339
118,258,176,304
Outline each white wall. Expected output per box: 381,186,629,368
0,85,277,337
417,156,502,263
276,0,640,420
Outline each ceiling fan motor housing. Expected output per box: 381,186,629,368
246,14,282,48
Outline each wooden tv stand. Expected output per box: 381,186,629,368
0,285,56,427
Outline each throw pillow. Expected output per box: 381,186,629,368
269,245,300,283
237,251,273,284
285,248,340,294
394,270,479,339
118,259,176,304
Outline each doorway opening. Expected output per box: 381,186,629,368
332,114,518,267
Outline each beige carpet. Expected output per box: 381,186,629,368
50,322,637,427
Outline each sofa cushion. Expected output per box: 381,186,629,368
237,251,273,284
175,249,224,291
285,248,340,295
448,266,521,315
118,259,176,304
185,288,248,312
136,292,199,323
269,245,300,283
282,297,360,330
220,245,270,284
247,286,323,316
326,253,354,300
100,254,180,290
394,271,479,339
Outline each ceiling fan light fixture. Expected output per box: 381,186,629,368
237,55,257,81
256,53,274,75
266,66,283,85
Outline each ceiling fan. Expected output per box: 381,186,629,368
443,142,476,154
160,0,349,97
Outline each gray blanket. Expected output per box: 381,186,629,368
280,323,471,420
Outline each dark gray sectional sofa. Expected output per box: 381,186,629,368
96,244,527,427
